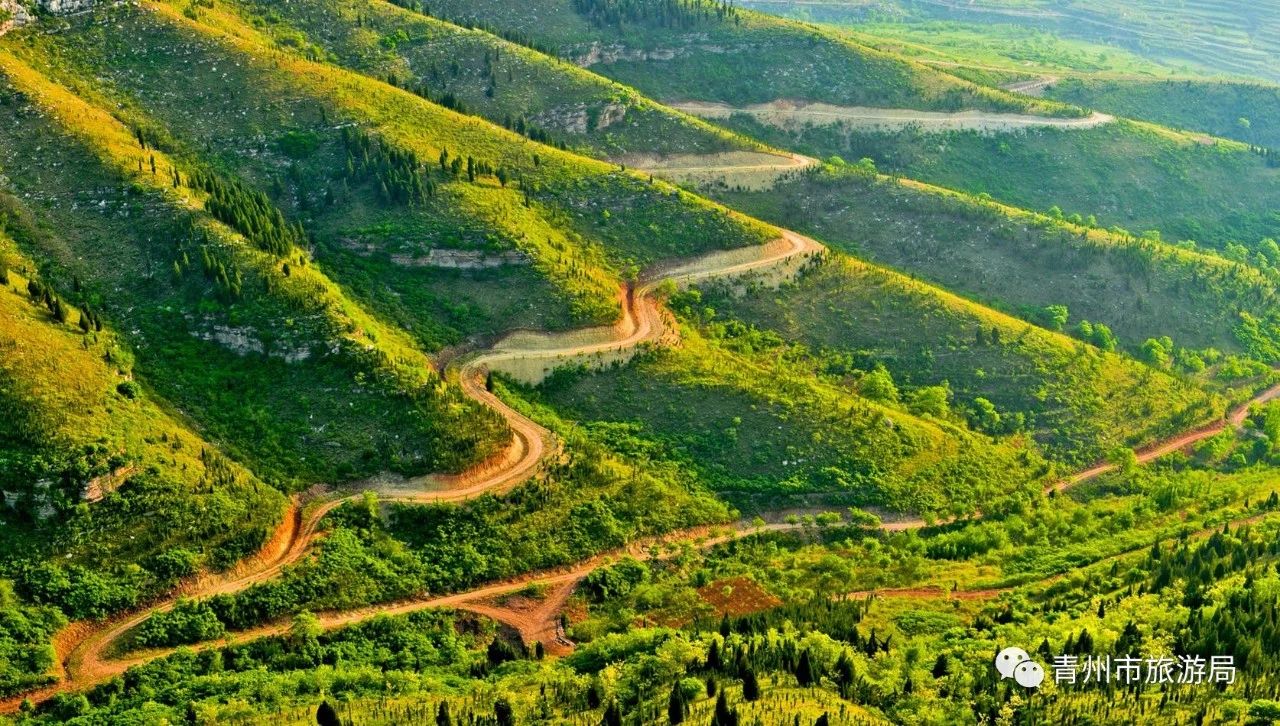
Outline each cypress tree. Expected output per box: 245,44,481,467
315,701,340,726
601,700,622,726
667,683,686,724
796,650,816,687
742,668,760,701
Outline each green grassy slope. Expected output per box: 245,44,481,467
0,48,506,487
7,1,776,348
752,0,1280,83
424,0,1071,115
0,228,287,694
534,322,1045,517
710,166,1280,363
693,253,1220,465
228,0,765,159
727,114,1280,252
414,1,1280,254
1043,77,1280,149
0,227,284,579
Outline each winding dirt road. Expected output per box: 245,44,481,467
0,228,821,713
4,214,1277,711
671,100,1114,133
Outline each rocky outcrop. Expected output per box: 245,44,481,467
534,102,628,134
37,0,98,12
0,1,33,35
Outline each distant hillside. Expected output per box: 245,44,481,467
728,113,1280,252
740,0,1280,84
693,252,1221,466
1043,77,1280,148
5,0,777,352
712,165,1280,363
0,48,509,486
424,0,1071,116
226,0,765,160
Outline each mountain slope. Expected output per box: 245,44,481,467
0,48,507,486
711,165,1280,363
691,252,1221,465
229,0,767,160
1043,77,1280,148
6,0,779,350
425,0,1071,116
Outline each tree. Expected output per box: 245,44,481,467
1141,337,1171,367
860,365,899,404
1041,304,1069,331
315,701,340,726
711,692,737,726
494,698,515,726
667,683,686,724
435,702,452,726
796,650,817,687
291,611,322,645
932,653,949,678
908,383,950,417
969,397,1002,434
706,639,722,670
601,700,622,726
741,668,760,701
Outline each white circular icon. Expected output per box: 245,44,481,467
994,647,1030,679
1014,660,1045,688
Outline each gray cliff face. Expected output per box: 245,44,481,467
1,0,99,36
38,0,99,12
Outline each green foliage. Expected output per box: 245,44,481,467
1046,79,1280,150
427,0,1067,116
770,119,1280,251
694,254,1219,465
134,599,226,648
714,167,1280,360
537,322,1044,514
0,55,507,485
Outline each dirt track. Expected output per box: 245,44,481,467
0,226,820,713
672,99,1113,133
5,205,1278,709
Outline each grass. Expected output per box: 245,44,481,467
1044,77,1280,148
425,0,1078,116
844,20,1216,78
722,113,1280,252
532,321,1046,516
7,0,779,342
711,165,1280,364
226,0,765,159
0,229,286,692
694,252,1222,465
0,46,507,487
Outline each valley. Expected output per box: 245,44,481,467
2,0,1280,724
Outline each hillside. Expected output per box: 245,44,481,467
742,0,1280,83
534,321,1046,516
417,0,1280,253
226,0,766,160
5,0,779,351
1043,77,1280,148
4,1,1280,724
691,253,1221,465
0,227,286,695
718,111,1280,253
424,0,1071,116
711,165,1280,363
0,46,509,486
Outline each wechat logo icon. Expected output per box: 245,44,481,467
995,647,1045,688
